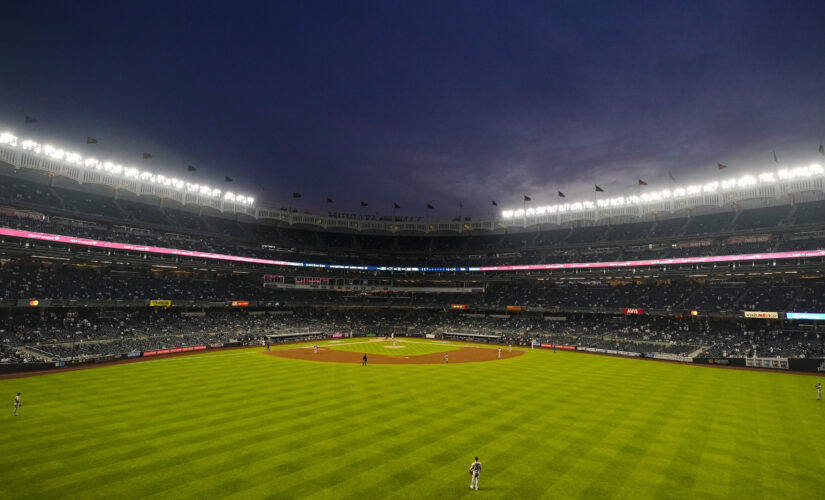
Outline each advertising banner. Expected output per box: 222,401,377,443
506,305,522,311
450,304,467,309
425,334,436,339
692,357,746,366
149,300,171,307
143,345,206,357
540,344,575,350
231,301,249,307
126,351,142,358
745,357,789,370
743,311,778,319
331,333,344,339
622,308,644,315
786,312,825,320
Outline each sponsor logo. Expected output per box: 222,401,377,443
506,305,522,311
331,333,344,339
231,301,249,307
622,308,644,315
743,311,778,319
209,343,225,348
143,345,207,357
540,344,575,350
450,304,467,309
126,351,142,358
149,300,171,307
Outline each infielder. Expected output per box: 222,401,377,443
469,457,482,490
508,344,511,353
817,383,822,400
444,353,449,364
497,347,502,359
314,344,318,354
13,392,21,417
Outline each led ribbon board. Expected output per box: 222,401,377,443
2,227,824,272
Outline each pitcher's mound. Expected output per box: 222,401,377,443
266,345,524,364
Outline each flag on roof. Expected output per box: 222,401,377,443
142,152,152,160
638,179,648,186
225,176,233,182
491,200,497,206
717,163,728,170
595,185,604,192
393,203,400,209
427,203,434,209
86,137,98,145
523,195,531,202
361,201,368,207
24,115,38,124
327,197,333,203
187,165,196,172
558,191,565,198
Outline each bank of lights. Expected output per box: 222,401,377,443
501,164,824,219
0,131,254,206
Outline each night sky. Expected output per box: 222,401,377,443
1,1,824,217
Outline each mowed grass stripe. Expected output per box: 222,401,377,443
25,363,390,495
3,344,825,499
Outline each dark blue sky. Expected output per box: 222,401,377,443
1,1,824,217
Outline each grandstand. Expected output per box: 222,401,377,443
1,130,825,370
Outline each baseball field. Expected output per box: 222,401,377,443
1,338,823,499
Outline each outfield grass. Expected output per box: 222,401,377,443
329,339,462,356
1,340,824,499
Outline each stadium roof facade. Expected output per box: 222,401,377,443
2,130,824,234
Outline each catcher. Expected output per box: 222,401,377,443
468,456,482,490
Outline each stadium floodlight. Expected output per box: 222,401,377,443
0,130,255,206
21,140,41,154
501,162,825,219
0,132,18,146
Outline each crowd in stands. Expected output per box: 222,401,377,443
0,262,819,313
1,309,824,363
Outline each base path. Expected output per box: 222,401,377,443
266,345,524,364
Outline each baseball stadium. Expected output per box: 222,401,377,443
4,3,825,499
0,129,824,499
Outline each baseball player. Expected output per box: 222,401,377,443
497,347,502,359
13,392,21,417
362,354,368,366
469,457,482,490
265,339,270,351
444,353,449,364
508,344,511,353
817,383,822,400
314,344,318,354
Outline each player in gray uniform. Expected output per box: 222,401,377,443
817,383,822,400
444,353,449,364
497,347,502,359
13,392,21,416
469,457,481,490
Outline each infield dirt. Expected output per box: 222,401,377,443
266,344,524,364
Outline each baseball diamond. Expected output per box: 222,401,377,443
1,339,823,499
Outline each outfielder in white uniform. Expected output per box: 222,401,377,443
13,393,21,417
817,383,822,400
469,457,481,490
